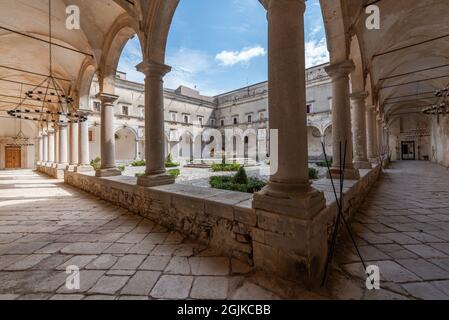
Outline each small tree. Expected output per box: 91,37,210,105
234,166,248,184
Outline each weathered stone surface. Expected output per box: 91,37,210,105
190,257,230,276
150,275,193,299
88,276,129,295
190,277,229,300
120,271,161,295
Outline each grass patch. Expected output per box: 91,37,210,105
315,160,332,168
309,167,319,180
211,163,241,172
118,165,125,172
210,167,266,194
131,160,146,167
167,169,180,178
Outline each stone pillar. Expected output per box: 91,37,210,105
75,116,94,172
325,60,360,180
68,121,79,170
95,93,121,177
377,115,384,156
48,129,55,164
136,60,174,187
366,105,378,162
350,92,371,169
58,124,68,168
53,126,59,167
252,0,326,286
42,132,48,163
135,140,140,160
38,134,44,164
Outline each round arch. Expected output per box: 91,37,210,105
115,127,137,162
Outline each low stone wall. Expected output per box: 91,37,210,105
62,165,382,286
36,164,65,179
65,171,255,265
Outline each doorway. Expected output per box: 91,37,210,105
401,141,415,160
5,146,21,169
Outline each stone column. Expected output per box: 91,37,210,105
68,121,79,170
42,132,48,163
350,91,371,169
58,124,68,168
136,60,174,187
76,115,94,172
95,93,121,177
252,0,326,286
135,140,140,160
377,115,384,156
53,126,59,167
325,60,360,180
48,129,55,164
366,105,378,162
38,134,44,165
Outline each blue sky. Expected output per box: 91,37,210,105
117,0,328,96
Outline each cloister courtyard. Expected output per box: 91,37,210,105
1,0,449,302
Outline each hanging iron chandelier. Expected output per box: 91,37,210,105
5,0,87,125
422,87,448,115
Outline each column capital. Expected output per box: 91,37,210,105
350,91,369,101
96,93,118,105
136,60,171,77
324,60,355,79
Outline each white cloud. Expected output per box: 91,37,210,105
305,37,330,68
216,46,266,66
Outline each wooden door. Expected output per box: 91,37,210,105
5,147,21,169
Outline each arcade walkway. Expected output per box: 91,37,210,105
1,161,449,300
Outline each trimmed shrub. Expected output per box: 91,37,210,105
90,157,101,170
309,167,319,180
209,167,266,194
131,159,146,167
211,163,241,172
316,160,332,168
165,153,180,168
167,169,180,178
118,165,125,172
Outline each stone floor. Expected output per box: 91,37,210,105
328,161,449,300
1,161,449,300
0,170,280,300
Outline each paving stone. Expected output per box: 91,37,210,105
164,257,191,275
403,244,447,259
120,271,161,295
85,255,118,270
103,243,133,254
61,243,112,255
190,257,230,276
111,255,146,270
402,282,448,300
5,254,51,270
231,259,253,274
56,255,97,270
50,294,85,300
397,259,449,280
190,277,228,299
139,255,171,271
231,282,281,300
88,276,129,295
84,295,116,300
56,270,105,293
150,275,193,299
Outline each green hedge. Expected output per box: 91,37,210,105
316,160,332,168
211,163,241,172
210,167,266,194
131,160,146,167
167,169,180,178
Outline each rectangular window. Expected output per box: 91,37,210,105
307,104,313,114
247,115,252,123
259,112,265,121
170,112,177,122
233,117,238,125
197,116,203,125
210,119,216,127
122,105,129,116
139,105,144,118
89,130,93,142
184,115,189,124
220,119,225,127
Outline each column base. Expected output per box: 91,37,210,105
75,165,94,173
327,167,360,180
353,160,372,169
95,168,122,177
56,163,68,170
252,183,326,219
66,165,77,172
137,173,175,187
